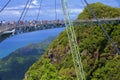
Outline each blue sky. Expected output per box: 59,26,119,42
0,0,120,21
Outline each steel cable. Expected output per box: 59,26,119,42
83,0,120,54
0,0,11,13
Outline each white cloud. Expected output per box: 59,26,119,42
42,8,83,15
5,4,38,10
5,5,23,10
31,0,39,6
0,0,83,20
0,10,20,16
70,8,83,14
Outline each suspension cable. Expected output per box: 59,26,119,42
61,0,86,80
0,0,11,13
22,0,33,21
83,0,120,54
80,0,112,25
55,0,57,20
18,0,30,23
36,0,43,21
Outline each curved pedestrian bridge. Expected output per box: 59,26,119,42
0,18,120,42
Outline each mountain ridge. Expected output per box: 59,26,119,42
25,2,120,80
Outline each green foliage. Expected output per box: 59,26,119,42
25,3,120,80
26,59,61,80
92,56,120,80
78,2,120,19
0,36,55,80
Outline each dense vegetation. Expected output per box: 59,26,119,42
25,3,120,80
78,2,120,19
0,36,55,80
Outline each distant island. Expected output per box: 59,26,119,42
0,36,55,80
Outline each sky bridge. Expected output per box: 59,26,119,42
0,18,120,43
0,0,120,80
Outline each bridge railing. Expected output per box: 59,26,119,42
0,18,120,33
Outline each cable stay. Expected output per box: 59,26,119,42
83,0,120,55
55,0,57,20
0,1,119,80
36,0,43,21
0,0,11,13
80,0,111,26
22,0,33,21
61,0,86,80
18,0,31,24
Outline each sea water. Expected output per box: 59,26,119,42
0,28,65,58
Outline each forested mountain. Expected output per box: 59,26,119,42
0,36,55,80
25,3,120,80
78,2,120,19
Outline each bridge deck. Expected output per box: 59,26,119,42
0,18,120,35
0,18,120,43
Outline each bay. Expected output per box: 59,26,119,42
0,28,65,58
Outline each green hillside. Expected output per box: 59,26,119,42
0,36,55,80
25,3,120,80
78,2,120,19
